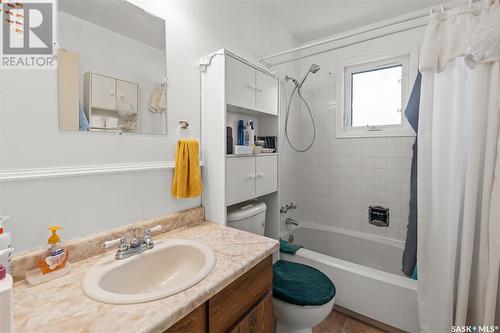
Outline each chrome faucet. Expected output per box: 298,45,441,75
285,217,299,226
101,225,162,260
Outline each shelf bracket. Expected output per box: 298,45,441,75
198,49,225,72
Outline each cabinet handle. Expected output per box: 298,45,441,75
109,91,115,96
249,174,256,179
246,84,264,92
257,173,264,178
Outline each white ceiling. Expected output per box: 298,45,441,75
257,0,446,43
59,0,447,49
59,0,166,50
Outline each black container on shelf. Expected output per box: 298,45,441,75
257,136,277,152
227,127,233,154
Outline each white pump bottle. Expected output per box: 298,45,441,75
0,216,13,274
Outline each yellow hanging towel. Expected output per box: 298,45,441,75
171,139,203,198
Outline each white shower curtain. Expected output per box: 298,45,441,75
418,2,500,332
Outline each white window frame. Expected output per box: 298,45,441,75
336,45,418,138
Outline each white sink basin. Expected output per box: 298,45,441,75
82,239,216,304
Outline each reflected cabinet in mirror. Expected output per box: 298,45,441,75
57,0,167,135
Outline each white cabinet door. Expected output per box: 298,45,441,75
255,71,278,115
226,157,256,205
226,56,255,110
91,74,116,110
116,80,138,113
255,155,278,196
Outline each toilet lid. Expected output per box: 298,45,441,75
273,260,336,306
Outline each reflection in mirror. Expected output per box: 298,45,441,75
57,0,167,135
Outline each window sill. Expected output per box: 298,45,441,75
336,127,416,138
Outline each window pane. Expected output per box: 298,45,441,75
351,65,402,127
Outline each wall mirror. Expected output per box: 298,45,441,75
57,0,167,135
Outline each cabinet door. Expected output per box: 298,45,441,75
226,157,255,205
116,80,138,113
91,74,116,110
229,292,273,333
209,256,272,333
255,155,277,196
255,71,278,115
164,303,206,333
226,56,255,110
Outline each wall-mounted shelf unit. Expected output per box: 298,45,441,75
200,49,280,240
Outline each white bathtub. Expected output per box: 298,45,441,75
281,223,418,333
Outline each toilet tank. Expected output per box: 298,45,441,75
227,201,267,236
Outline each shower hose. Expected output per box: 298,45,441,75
284,84,316,152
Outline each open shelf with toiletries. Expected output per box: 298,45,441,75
226,107,278,156
200,49,280,240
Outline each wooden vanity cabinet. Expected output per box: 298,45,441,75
166,303,207,333
209,255,273,332
229,292,273,333
164,255,273,333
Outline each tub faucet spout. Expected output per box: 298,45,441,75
285,218,299,226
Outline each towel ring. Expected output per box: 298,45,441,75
176,121,189,137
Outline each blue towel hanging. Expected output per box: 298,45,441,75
402,72,421,277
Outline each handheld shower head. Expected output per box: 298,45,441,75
298,63,320,88
309,64,320,73
285,64,320,88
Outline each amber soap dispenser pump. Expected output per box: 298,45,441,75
38,226,69,274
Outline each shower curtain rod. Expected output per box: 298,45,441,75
259,0,482,68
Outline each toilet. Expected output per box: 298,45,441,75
227,201,335,333
273,260,336,333
226,201,267,236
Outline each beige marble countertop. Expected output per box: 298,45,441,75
13,221,278,333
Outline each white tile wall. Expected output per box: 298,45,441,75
277,51,415,241
277,27,425,242
276,64,303,235
298,111,414,241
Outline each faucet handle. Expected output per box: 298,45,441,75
144,225,162,238
101,236,128,249
118,237,129,252
144,225,161,249
149,225,162,233
144,225,163,233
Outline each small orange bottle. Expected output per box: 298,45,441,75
38,226,69,274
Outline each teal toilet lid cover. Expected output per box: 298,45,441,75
273,260,336,306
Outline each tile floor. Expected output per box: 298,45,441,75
314,310,387,333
